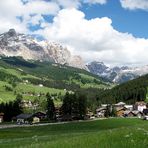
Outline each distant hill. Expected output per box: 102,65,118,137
96,74,148,104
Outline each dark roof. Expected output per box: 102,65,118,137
16,114,33,119
33,112,46,116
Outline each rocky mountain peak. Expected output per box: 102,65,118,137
87,61,148,83
0,29,86,69
7,29,17,37
87,61,109,75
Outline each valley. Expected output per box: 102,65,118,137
0,56,110,105
1,1,148,148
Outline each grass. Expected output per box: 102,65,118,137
0,118,147,148
0,81,16,103
15,83,65,95
0,80,65,103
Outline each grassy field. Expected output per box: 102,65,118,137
0,118,147,148
0,81,16,102
16,83,65,96
0,81,65,103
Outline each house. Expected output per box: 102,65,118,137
0,113,4,123
134,101,146,112
115,102,126,108
101,104,108,108
96,108,106,117
39,84,43,87
132,110,143,118
32,117,40,124
16,114,33,124
16,114,40,124
116,107,127,117
33,112,46,120
125,105,133,111
123,111,135,117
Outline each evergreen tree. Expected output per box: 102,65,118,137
77,94,87,119
61,92,72,116
13,94,23,116
111,105,117,117
104,104,111,118
46,93,56,121
61,92,87,120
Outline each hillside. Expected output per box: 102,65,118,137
0,56,111,104
96,74,148,104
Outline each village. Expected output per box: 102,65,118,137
0,100,148,125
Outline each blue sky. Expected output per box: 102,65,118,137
39,0,148,39
80,0,148,38
1,0,148,66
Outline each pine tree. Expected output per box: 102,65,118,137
61,92,72,116
111,105,117,117
13,94,23,116
46,93,56,121
104,104,111,118
77,94,87,119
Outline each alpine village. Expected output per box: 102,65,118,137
0,1,148,147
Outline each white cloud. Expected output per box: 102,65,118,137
83,0,107,5
120,0,148,11
0,0,108,34
55,0,107,9
35,8,148,66
1,0,148,66
55,0,81,8
0,0,60,33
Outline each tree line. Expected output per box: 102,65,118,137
0,92,88,122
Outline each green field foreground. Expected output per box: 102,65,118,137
0,118,148,148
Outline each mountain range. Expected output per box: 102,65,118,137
87,61,148,83
1,29,148,84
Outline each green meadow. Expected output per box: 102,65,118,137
0,118,147,148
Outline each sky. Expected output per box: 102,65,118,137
0,0,148,66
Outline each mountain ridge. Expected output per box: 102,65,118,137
1,29,148,84
0,29,86,70
87,61,148,83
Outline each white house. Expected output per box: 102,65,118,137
125,105,133,111
134,102,146,112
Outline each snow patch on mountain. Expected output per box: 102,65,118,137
0,29,86,69
87,61,148,83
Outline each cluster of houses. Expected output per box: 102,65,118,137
96,101,148,119
0,101,148,124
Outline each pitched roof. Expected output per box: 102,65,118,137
132,110,142,115
135,101,146,106
16,114,33,119
124,111,132,114
115,102,125,106
96,107,106,112
116,107,126,111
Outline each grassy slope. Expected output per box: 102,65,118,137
0,81,16,102
0,57,111,103
0,118,147,148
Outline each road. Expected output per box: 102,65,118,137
0,118,106,129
